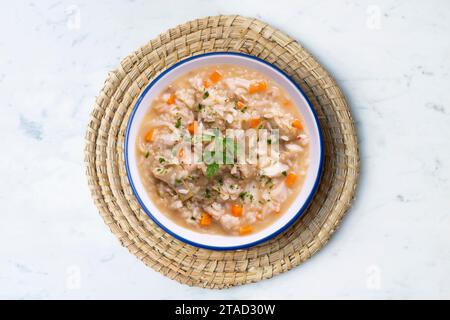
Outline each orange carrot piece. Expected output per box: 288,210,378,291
239,225,253,235
231,204,243,217
144,129,154,142
292,119,303,130
166,94,176,105
236,101,245,109
209,70,222,83
285,172,297,187
187,121,197,135
199,213,212,226
258,81,267,91
249,118,262,129
248,83,259,94
248,81,267,94
203,80,210,88
178,148,185,158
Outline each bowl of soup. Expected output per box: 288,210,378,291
125,52,323,250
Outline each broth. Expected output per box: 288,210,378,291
136,64,309,236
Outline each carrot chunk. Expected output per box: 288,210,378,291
166,94,176,105
258,81,267,91
236,101,245,109
144,129,154,142
203,80,210,89
248,81,267,94
187,121,197,135
249,118,261,129
285,172,297,187
231,204,243,217
178,147,185,158
292,119,303,130
209,70,222,83
239,225,253,235
199,213,212,226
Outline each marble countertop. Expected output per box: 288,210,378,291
1,0,449,299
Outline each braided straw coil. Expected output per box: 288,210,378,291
85,15,359,288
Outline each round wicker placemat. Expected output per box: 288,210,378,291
85,15,359,288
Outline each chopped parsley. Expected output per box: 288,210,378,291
239,191,254,202
241,106,247,113
282,171,287,176
203,91,209,99
198,104,204,111
155,168,164,174
187,175,199,182
159,157,166,164
206,163,219,178
267,138,272,144
261,175,274,187
144,151,150,158
175,118,181,128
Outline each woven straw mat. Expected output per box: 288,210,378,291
84,15,359,289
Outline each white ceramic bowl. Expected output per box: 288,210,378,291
125,52,323,250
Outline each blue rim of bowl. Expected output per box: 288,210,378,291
124,52,324,251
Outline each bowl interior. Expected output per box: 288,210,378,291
125,53,323,250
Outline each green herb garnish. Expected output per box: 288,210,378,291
175,118,182,128
239,191,254,202
159,157,166,163
198,104,204,111
282,171,287,176
261,175,273,187
144,151,150,158
206,163,219,178
203,91,209,99
187,175,199,182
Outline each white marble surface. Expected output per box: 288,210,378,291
1,0,449,300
